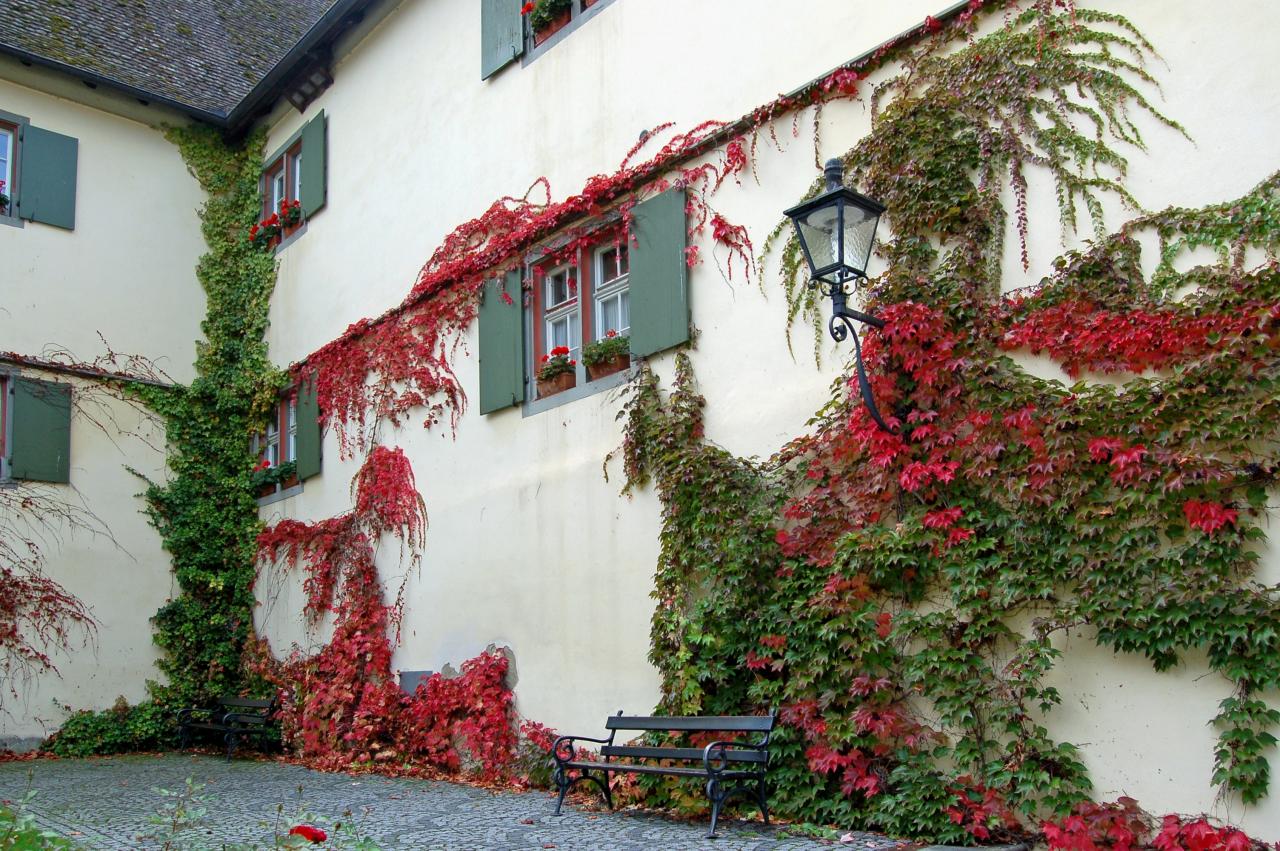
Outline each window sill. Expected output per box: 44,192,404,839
522,362,633,417
256,482,303,507
274,221,308,253
522,0,617,67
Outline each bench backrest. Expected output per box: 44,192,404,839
600,713,775,765
220,697,275,717
605,714,774,733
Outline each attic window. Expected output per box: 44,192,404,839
286,58,334,113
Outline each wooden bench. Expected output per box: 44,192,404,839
177,696,278,761
551,711,775,837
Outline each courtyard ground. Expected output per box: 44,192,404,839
0,753,905,850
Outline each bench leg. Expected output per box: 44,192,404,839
757,776,769,825
553,765,570,816
706,777,729,839
225,731,238,762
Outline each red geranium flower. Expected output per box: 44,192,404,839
288,824,327,843
549,345,570,357
520,1,535,14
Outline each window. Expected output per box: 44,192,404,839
542,263,581,361
480,0,618,80
477,189,690,416
252,393,300,499
593,242,629,340
261,142,304,247
1,375,72,483
0,112,78,230
525,230,634,404
525,0,616,61
251,382,322,502
259,111,328,249
0,122,13,217
0,376,8,480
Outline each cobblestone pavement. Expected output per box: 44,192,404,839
0,754,906,850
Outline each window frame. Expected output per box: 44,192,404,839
0,109,27,228
591,240,630,341
252,390,302,503
261,141,304,251
522,0,618,66
523,226,633,416
0,374,10,481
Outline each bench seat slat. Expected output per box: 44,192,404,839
605,715,774,732
600,746,766,763
562,761,761,779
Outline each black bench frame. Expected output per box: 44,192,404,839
551,710,775,838
177,696,278,761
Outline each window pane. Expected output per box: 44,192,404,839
286,399,297,462
601,297,618,336
272,172,286,210
599,247,618,284
292,153,302,202
0,129,10,192
618,243,629,276
620,291,629,332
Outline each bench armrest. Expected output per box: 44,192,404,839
551,734,612,764
702,739,768,775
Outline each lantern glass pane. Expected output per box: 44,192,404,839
796,203,840,272
842,203,881,276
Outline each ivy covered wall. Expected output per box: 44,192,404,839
612,5,1280,841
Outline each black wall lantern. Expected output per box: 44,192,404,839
784,158,892,431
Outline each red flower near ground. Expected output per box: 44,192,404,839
288,824,327,843
254,458,271,471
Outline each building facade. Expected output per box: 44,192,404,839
2,0,1280,834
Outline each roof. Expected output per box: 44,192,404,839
0,0,355,125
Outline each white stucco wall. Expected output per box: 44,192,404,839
0,72,204,742
0,71,206,383
0,375,173,745
253,0,1280,834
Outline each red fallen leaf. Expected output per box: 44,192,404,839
520,818,535,824
544,845,557,849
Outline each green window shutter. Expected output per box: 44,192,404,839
481,0,524,80
17,125,78,230
295,376,322,481
629,189,690,357
11,378,72,483
299,111,327,219
478,270,525,414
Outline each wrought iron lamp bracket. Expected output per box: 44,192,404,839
808,274,894,433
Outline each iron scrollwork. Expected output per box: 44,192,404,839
812,276,893,432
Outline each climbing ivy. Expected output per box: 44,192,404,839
617,4,1280,842
48,125,282,754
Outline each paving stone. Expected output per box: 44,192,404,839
0,754,908,850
